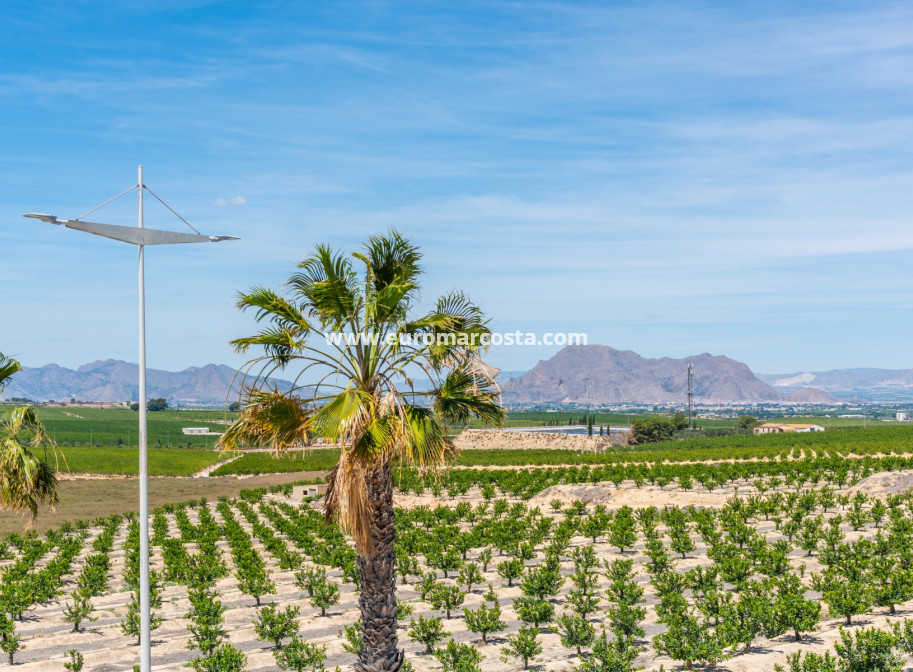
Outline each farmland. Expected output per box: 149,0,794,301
38,421,913,478
9,411,913,671
10,405,902,450
8,452,913,670
0,406,233,449
57,447,230,478
464,410,902,429
212,423,913,476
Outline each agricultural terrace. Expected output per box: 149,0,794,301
9,455,913,671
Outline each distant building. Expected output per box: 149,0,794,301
897,412,910,422
753,423,825,435
182,427,221,436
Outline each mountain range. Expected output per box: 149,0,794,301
501,345,835,404
0,360,292,405
758,368,913,402
6,349,913,405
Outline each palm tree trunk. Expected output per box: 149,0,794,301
356,460,403,672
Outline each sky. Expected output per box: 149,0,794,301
2,0,913,377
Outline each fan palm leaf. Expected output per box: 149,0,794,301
0,352,62,525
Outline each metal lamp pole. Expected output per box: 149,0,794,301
25,166,238,672
136,165,151,672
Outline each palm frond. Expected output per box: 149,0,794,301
288,245,358,327
433,369,505,426
216,389,311,454
397,404,452,468
0,406,54,447
0,399,62,526
371,280,417,325
363,229,422,293
311,388,376,443
230,326,307,363
435,290,486,330
351,415,394,462
0,438,59,526
399,291,493,368
235,287,312,331
0,352,21,391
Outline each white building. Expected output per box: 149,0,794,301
753,423,825,435
182,427,220,436
897,412,910,422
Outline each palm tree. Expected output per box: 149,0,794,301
0,352,60,524
218,231,503,672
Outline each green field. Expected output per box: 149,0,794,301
466,410,893,429
7,406,890,450
6,405,907,476
56,446,231,476
212,450,341,475
0,405,235,449
210,423,913,474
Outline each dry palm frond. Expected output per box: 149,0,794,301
324,449,373,553
0,405,62,526
216,389,311,455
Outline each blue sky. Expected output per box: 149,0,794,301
3,1,913,376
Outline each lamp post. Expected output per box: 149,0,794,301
25,166,237,672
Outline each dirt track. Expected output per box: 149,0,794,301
1,472,325,535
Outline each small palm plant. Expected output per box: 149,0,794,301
0,352,61,524
218,231,503,671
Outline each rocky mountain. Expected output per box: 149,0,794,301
758,368,913,401
502,345,836,404
0,360,293,405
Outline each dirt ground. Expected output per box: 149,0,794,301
0,472,326,535
11,481,913,672
454,428,631,451
394,477,765,511
847,469,913,497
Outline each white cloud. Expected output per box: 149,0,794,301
213,196,246,206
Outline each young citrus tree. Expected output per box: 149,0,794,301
217,232,503,671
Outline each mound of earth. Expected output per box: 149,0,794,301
847,470,913,497
529,483,732,509
453,428,631,452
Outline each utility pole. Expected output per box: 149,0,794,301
687,362,694,431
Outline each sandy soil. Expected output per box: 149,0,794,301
395,477,768,511
8,470,912,672
847,469,913,497
11,488,906,672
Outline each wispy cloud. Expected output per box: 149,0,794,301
3,1,913,373
213,196,246,207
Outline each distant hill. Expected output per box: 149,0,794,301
784,387,840,403
502,345,836,404
759,368,913,401
0,360,294,405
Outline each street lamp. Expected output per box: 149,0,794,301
24,166,237,672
